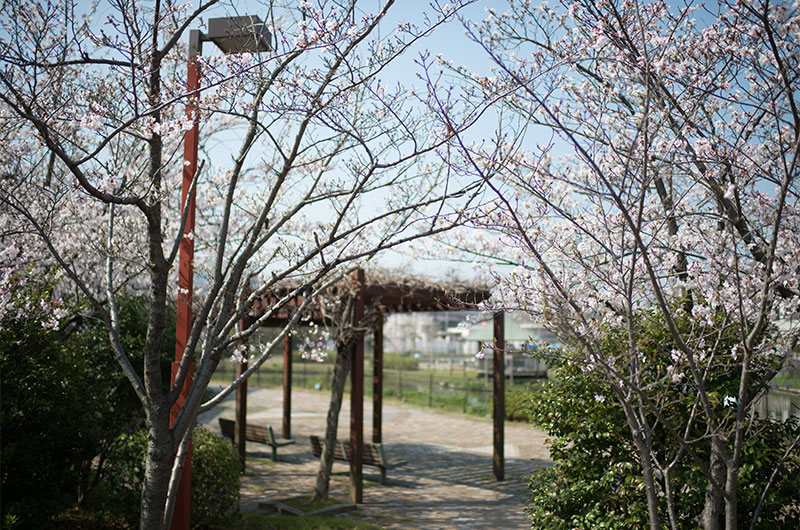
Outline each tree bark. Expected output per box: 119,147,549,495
636,437,661,530
724,458,738,530
623,403,661,530
162,421,194,529
77,449,106,507
312,345,351,502
701,443,725,530
663,466,680,530
139,407,174,530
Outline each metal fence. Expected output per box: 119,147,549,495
211,360,522,416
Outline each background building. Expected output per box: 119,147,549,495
382,311,559,378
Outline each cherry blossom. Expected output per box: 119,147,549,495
433,1,799,528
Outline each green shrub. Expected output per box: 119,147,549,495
1,514,20,530
0,291,100,527
505,389,535,422
191,426,241,529
102,426,241,529
526,358,650,528
0,286,175,527
526,318,800,529
102,429,148,526
383,353,419,371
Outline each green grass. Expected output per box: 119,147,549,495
43,508,129,529
773,368,800,390
273,495,341,512
45,507,382,530
211,360,543,420
233,512,382,529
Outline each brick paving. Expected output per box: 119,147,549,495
198,386,551,529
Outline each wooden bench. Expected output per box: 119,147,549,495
218,418,295,461
309,434,389,484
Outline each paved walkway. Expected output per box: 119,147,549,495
198,386,551,529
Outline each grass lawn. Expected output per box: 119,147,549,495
45,508,383,529
232,512,382,529
268,495,341,511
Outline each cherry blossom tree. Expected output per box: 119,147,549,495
305,272,376,503
0,0,488,527
437,1,799,529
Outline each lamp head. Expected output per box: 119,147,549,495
205,15,272,54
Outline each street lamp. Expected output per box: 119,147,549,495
172,15,271,530
204,16,272,54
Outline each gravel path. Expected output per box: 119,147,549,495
198,386,550,529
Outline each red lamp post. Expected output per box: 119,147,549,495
171,17,271,530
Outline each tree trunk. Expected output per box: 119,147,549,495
620,399,661,530
312,346,351,502
663,466,680,530
77,450,107,507
631,425,661,530
139,409,174,530
701,443,725,530
724,455,739,529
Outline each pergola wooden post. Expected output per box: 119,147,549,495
349,268,366,503
492,311,505,481
235,315,254,470
235,360,248,469
372,314,384,444
282,333,292,439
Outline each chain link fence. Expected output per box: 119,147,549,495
211,358,540,417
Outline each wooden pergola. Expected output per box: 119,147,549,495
234,270,507,503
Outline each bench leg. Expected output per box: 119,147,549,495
272,446,277,461
380,468,386,485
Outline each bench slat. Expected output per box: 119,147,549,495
308,435,388,484
218,418,295,461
